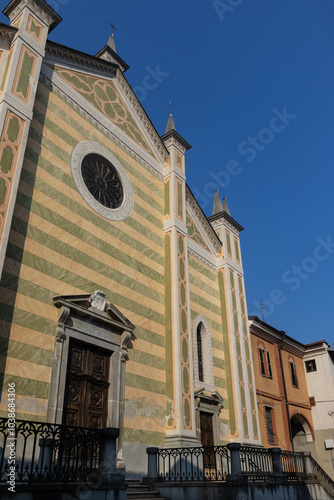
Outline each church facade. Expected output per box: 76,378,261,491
0,0,261,477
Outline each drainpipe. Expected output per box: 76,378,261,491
278,331,294,452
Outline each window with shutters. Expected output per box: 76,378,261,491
289,361,299,388
265,406,276,445
258,347,273,378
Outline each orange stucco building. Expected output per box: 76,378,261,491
249,317,316,454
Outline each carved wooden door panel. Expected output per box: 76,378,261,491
200,412,215,470
63,342,110,429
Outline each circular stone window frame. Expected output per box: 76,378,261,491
71,141,134,221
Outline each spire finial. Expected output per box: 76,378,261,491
165,105,176,133
109,22,117,35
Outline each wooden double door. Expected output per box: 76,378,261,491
63,341,111,429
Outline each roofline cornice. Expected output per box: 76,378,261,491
95,45,129,72
161,129,192,151
0,22,17,42
186,185,222,252
208,211,244,232
46,40,119,75
248,317,305,355
3,0,62,32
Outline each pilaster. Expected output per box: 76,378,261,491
0,0,61,278
162,127,200,447
210,211,261,445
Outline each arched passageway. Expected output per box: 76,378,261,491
290,414,315,453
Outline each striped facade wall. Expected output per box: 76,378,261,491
0,79,167,446
188,254,230,441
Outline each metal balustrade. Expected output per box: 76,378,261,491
309,456,334,499
149,442,334,491
0,417,104,483
240,446,273,481
157,446,230,482
280,450,306,481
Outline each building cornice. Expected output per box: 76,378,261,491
46,41,119,76
249,317,305,356
186,185,222,253
188,245,217,272
115,71,169,164
208,211,244,233
161,129,192,152
0,22,17,43
3,0,62,32
95,45,129,73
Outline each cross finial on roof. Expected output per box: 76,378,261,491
109,22,117,35
222,184,225,198
169,101,172,114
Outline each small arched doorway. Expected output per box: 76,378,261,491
290,413,315,453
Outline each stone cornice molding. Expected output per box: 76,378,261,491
304,344,330,357
164,218,188,237
163,165,186,182
95,45,129,73
45,41,119,78
115,71,169,165
161,129,191,153
209,212,244,235
187,239,217,269
216,256,244,274
0,23,17,43
188,247,216,272
249,319,305,356
3,0,62,31
53,294,135,334
162,136,187,156
39,68,164,180
186,186,221,253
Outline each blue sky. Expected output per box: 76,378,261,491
2,0,334,345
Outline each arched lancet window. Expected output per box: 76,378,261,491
197,323,204,382
193,315,215,392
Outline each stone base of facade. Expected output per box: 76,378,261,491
164,434,202,448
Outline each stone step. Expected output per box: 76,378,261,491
126,480,170,500
127,494,169,500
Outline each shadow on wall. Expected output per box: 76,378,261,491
0,80,51,405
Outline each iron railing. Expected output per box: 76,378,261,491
240,446,273,481
309,456,334,499
0,417,103,483
280,450,305,481
158,446,230,482
156,444,334,487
